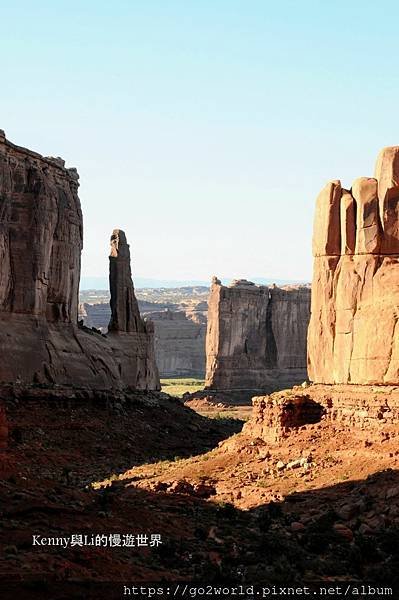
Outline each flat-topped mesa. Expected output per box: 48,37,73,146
205,277,310,399
308,147,399,385
0,130,159,390
108,229,143,333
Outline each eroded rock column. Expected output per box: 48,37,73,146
307,147,399,384
108,229,143,333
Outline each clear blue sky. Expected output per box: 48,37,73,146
1,0,398,283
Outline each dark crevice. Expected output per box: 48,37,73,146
265,292,278,369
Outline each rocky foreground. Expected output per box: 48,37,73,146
112,386,399,584
2,386,399,597
0,388,243,597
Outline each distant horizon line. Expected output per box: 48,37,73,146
80,275,310,290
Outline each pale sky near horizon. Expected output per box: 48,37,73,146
1,1,399,283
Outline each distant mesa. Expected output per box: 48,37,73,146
229,278,256,287
0,130,159,390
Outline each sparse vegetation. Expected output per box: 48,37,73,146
161,377,204,397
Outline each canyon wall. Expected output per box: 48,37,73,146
79,302,207,377
79,302,111,331
0,130,159,390
205,278,310,394
308,147,399,385
150,309,206,377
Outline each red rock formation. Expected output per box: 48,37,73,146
308,147,399,384
246,392,325,442
0,129,82,320
149,309,206,377
105,228,160,387
245,384,399,442
0,130,159,390
205,278,310,397
109,229,143,333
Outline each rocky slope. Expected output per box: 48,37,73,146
2,385,399,595
0,389,243,597
102,397,399,588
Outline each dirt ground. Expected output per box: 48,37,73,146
1,391,399,598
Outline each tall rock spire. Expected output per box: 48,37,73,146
108,229,143,333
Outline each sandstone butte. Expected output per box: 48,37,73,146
245,146,399,444
307,146,399,385
204,277,310,398
0,130,159,390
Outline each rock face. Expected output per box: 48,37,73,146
245,384,399,442
308,147,399,384
150,309,206,377
78,302,111,332
0,130,159,390
108,229,143,333
79,299,207,378
106,229,160,388
245,392,325,443
0,403,7,449
205,278,310,396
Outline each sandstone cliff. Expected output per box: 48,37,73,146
308,147,399,384
0,130,159,390
150,308,206,377
205,278,310,395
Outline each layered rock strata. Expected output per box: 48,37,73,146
246,391,325,443
245,385,399,442
205,278,310,397
150,309,206,377
0,130,159,390
308,147,399,384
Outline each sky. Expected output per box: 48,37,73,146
1,0,399,285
